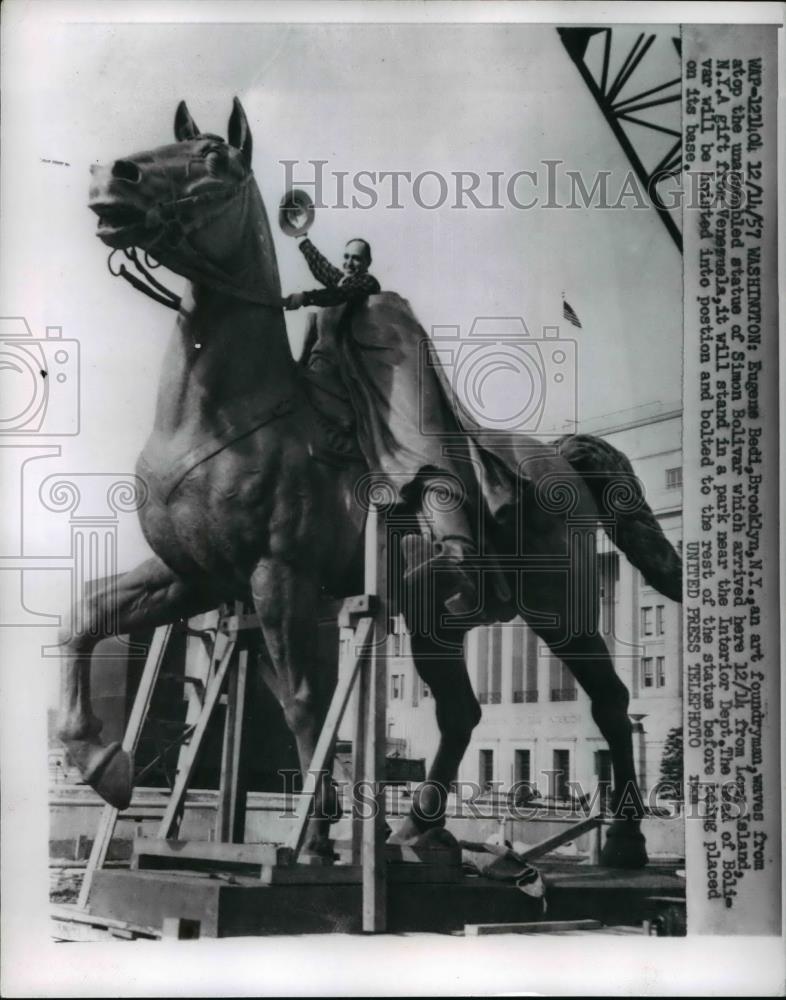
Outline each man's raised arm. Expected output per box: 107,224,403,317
298,237,343,287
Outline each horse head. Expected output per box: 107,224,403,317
89,98,281,305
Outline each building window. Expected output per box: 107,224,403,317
479,749,494,791
641,606,653,636
641,657,654,688
550,656,577,701
656,605,665,635
511,749,533,805
666,467,682,489
514,748,531,784
490,627,502,704
390,674,404,700
512,624,539,703
594,749,613,810
526,629,538,701
598,551,619,638
421,679,430,699
476,627,489,704
388,617,403,657
656,656,666,688
598,551,620,597
476,627,502,704
512,624,524,700
551,749,570,801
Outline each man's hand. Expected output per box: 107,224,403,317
284,292,306,310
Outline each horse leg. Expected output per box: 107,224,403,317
251,561,338,857
542,631,648,868
56,555,219,809
389,628,481,844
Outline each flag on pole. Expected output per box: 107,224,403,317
563,298,582,329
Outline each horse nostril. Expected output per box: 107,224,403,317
112,160,141,183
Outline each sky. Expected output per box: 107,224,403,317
1,16,683,717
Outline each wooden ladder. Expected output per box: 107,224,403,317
78,505,390,932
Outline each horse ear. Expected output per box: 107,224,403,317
228,97,253,169
174,101,200,141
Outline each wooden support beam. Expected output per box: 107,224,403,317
215,644,248,843
465,919,603,936
516,815,604,862
286,615,375,856
157,631,237,839
133,838,292,872
78,624,173,909
361,503,388,933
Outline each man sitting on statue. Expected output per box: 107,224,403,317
284,236,380,308
284,234,484,619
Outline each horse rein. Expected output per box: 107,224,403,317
108,246,182,310
105,172,282,314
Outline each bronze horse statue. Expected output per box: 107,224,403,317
58,98,681,865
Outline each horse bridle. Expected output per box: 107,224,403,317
106,172,283,313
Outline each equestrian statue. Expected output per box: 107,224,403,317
58,99,682,866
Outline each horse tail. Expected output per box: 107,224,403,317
554,433,682,603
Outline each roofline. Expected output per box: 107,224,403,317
578,406,683,437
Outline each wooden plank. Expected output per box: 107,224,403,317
336,839,461,867
86,869,222,937
362,503,388,933
85,868,544,937
256,862,462,886
351,623,369,867
164,611,219,840
77,624,173,909
51,904,161,941
517,815,604,862
465,919,603,936
133,837,292,869
157,633,237,839
215,642,248,843
286,616,375,856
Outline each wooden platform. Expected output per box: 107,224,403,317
76,858,684,938
84,867,543,936
540,861,685,928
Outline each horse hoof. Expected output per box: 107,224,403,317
67,740,133,810
600,826,649,869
